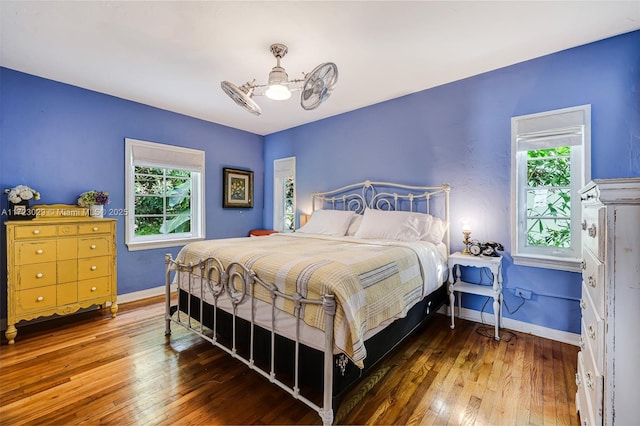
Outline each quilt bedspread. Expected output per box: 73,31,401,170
176,233,443,367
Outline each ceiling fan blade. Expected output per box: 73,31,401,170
300,62,338,111
221,81,262,116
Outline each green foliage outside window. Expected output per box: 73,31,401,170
284,177,295,231
134,167,192,236
526,147,571,248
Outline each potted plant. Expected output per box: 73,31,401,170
4,185,40,220
78,190,110,218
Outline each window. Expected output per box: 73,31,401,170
511,105,590,272
273,157,296,232
125,138,205,251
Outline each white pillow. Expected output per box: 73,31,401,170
424,216,448,244
296,209,355,236
346,214,363,236
354,208,432,242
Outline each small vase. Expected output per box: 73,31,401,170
89,204,104,218
9,200,35,220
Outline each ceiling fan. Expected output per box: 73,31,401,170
221,43,338,116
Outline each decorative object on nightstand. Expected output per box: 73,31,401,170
575,178,640,426
461,220,472,254
448,251,503,340
4,204,117,344
300,214,311,227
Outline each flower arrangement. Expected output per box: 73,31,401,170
77,190,110,207
4,185,41,203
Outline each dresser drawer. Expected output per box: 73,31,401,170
582,248,604,317
15,241,57,265
78,256,110,280
78,223,111,235
78,276,111,301
78,237,111,258
15,285,57,314
18,262,57,290
580,285,604,374
576,351,602,426
57,224,78,236
57,281,78,306
582,205,605,261
57,237,78,261
14,225,58,240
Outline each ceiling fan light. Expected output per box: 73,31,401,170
265,84,292,100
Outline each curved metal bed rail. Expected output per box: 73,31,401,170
164,254,337,425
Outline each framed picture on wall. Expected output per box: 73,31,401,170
223,167,253,208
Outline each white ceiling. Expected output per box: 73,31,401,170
1,1,639,136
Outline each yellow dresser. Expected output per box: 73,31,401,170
5,208,117,344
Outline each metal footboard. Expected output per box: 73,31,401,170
164,253,336,425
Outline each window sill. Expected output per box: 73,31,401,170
513,254,582,273
126,236,205,252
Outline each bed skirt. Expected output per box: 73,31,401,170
170,283,448,411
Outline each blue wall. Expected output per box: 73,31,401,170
264,30,640,334
0,68,264,319
1,30,638,334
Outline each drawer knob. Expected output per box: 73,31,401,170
36,273,44,278
36,249,44,254
588,275,596,288
588,324,596,340
33,229,40,235
90,245,97,249
91,265,97,271
37,296,44,302
588,224,597,238
93,227,99,232
91,286,97,292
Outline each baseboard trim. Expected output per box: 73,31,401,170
116,284,175,304
438,305,580,346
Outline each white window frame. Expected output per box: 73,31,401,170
511,105,591,272
273,156,296,232
125,138,205,251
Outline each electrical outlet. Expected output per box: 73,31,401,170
515,288,532,300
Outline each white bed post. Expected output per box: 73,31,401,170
164,253,173,336
320,294,336,426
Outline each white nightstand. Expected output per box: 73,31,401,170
448,251,503,340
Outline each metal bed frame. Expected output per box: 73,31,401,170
164,180,450,425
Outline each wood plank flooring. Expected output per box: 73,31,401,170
0,295,580,425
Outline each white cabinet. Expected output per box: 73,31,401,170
576,178,640,426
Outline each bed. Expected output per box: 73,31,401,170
164,180,450,425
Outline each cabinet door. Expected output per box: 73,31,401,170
57,238,78,261
57,281,78,305
58,259,78,283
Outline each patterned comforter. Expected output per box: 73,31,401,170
176,233,446,367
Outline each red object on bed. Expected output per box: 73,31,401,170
248,229,279,237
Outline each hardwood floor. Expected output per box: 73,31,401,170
0,295,579,425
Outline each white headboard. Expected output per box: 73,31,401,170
311,180,451,252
